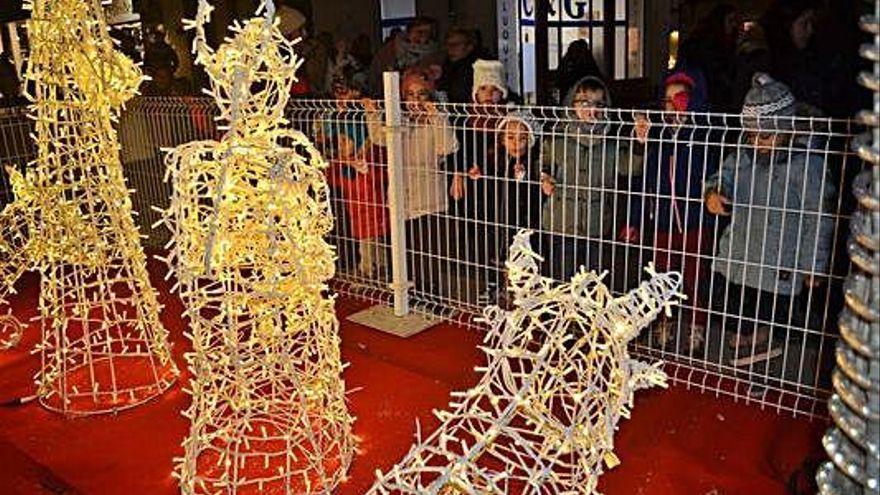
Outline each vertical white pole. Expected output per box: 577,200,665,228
383,71,410,316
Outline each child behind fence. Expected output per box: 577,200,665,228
484,111,549,305
364,68,459,299
621,66,719,352
704,73,836,367
541,76,645,281
448,60,514,299
326,121,389,279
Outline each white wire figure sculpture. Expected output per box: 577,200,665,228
369,230,683,495
158,1,354,492
0,0,178,414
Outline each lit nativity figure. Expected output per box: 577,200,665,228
369,230,682,494
159,1,354,493
0,0,177,415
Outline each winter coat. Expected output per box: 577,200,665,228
438,51,479,104
494,146,546,231
706,144,836,296
328,146,389,240
542,76,644,238
449,112,506,220
628,67,720,234
367,110,459,220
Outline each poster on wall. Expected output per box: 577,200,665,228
380,0,415,40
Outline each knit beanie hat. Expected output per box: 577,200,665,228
499,110,537,147
742,73,797,130
472,59,508,102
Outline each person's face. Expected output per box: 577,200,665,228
403,79,432,102
663,83,691,112
407,24,433,45
335,38,350,55
750,131,790,154
475,85,503,104
572,88,606,122
503,122,531,159
337,134,357,159
333,83,360,101
791,10,816,51
445,34,473,62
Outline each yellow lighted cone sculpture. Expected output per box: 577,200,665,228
159,1,354,493
370,230,683,494
0,0,178,415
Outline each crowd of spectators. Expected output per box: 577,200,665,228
310,0,862,372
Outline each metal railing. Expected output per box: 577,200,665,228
0,87,865,419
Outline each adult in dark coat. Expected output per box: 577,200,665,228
676,4,743,112
554,39,603,105
437,28,479,104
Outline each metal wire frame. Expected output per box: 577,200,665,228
0,96,865,418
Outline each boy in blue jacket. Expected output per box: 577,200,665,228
704,74,835,367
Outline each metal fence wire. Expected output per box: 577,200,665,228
0,91,866,419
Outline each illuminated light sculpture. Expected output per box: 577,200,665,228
158,1,354,492
0,0,177,414
369,230,683,495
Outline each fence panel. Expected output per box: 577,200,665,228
364,99,861,418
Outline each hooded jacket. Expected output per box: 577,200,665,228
627,67,719,234
542,76,644,238
706,143,836,296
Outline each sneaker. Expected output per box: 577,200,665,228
729,326,783,367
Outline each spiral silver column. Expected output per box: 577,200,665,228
817,1,880,493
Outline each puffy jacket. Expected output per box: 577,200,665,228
706,143,836,296
542,76,644,238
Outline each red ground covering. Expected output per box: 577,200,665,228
0,265,827,494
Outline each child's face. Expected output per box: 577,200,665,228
663,83,691,112
572,88,606,123
333,83,360,100
337,134,357,159
503,122,531,159
475,85,504,104
407,24,433,45
403,78,433,112
750,131,791,154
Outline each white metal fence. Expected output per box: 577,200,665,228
0,89,866,419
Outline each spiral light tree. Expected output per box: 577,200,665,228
369,231,682,495
159,1,354,492
0,0,177,414
816,1,880,492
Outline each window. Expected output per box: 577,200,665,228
518,0,644,80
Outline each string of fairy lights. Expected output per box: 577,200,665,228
0,0,177,415
369,231,683,494
0,1,685,493
159,1,354,492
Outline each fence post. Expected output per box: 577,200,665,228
383,71,410,316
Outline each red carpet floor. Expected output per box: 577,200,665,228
0,265,827,494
